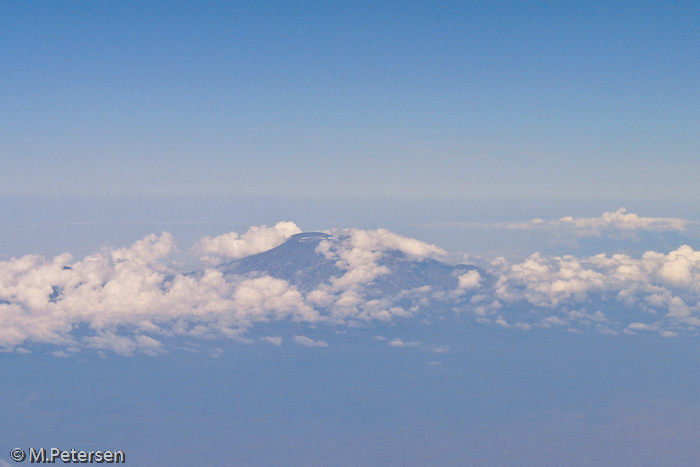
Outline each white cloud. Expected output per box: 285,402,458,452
318,228,446,293
83,332,165,357
111,232,174,265
556,208,687,233
491,244,700,333
420,208,688,236
229,276,320,324
261,336,283,346
136,335,166,356
0,227,442,352
495,316,509,327
388,338,421,348
83,332,141,357
541,316,568,326
293,335,328,347
196,222,301,264
458,270,482,289
4,217,700,355
628,322,657,331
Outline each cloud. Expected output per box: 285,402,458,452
0,227,439,353
83,332,165,357
388,338,421,347
303,228,446,323
261,336,283,346
556,208,687,233
293,335,328,347
458,270,482,289
628,322,658,331
196,222,301,264
425,345,449,353
420,208,688,237
491,244,700,333
3,216,700,355
316,228,446,293
111,232,175,265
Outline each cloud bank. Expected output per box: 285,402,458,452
423,208,689,237
1,210,699,355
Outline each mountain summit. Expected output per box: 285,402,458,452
218,231,482,297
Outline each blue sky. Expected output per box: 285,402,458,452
1,0,698,199
2,2,700,466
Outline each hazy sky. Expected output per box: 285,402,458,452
2,1,698,199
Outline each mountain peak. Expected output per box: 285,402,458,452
288,232,332,243
219,230,481,296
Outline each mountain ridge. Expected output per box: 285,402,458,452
218,231,483,296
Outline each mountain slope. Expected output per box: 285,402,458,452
218,232,482,296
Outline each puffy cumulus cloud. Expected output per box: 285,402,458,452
458,270,482,290
490,244,700,334
0,300,77,348
305,228,447,318
0,252,73,309
0,224,450,354
196,222,301,264
111,233,174,265
221,228,445,330
230,276,320,324
343,228,446,259
494,253,608,307
317,228,445,288
0,232,320,352
6,219,700,355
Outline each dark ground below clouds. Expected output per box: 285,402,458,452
1,321,700,467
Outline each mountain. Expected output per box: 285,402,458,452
218,232,482,297
218,232,342,290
